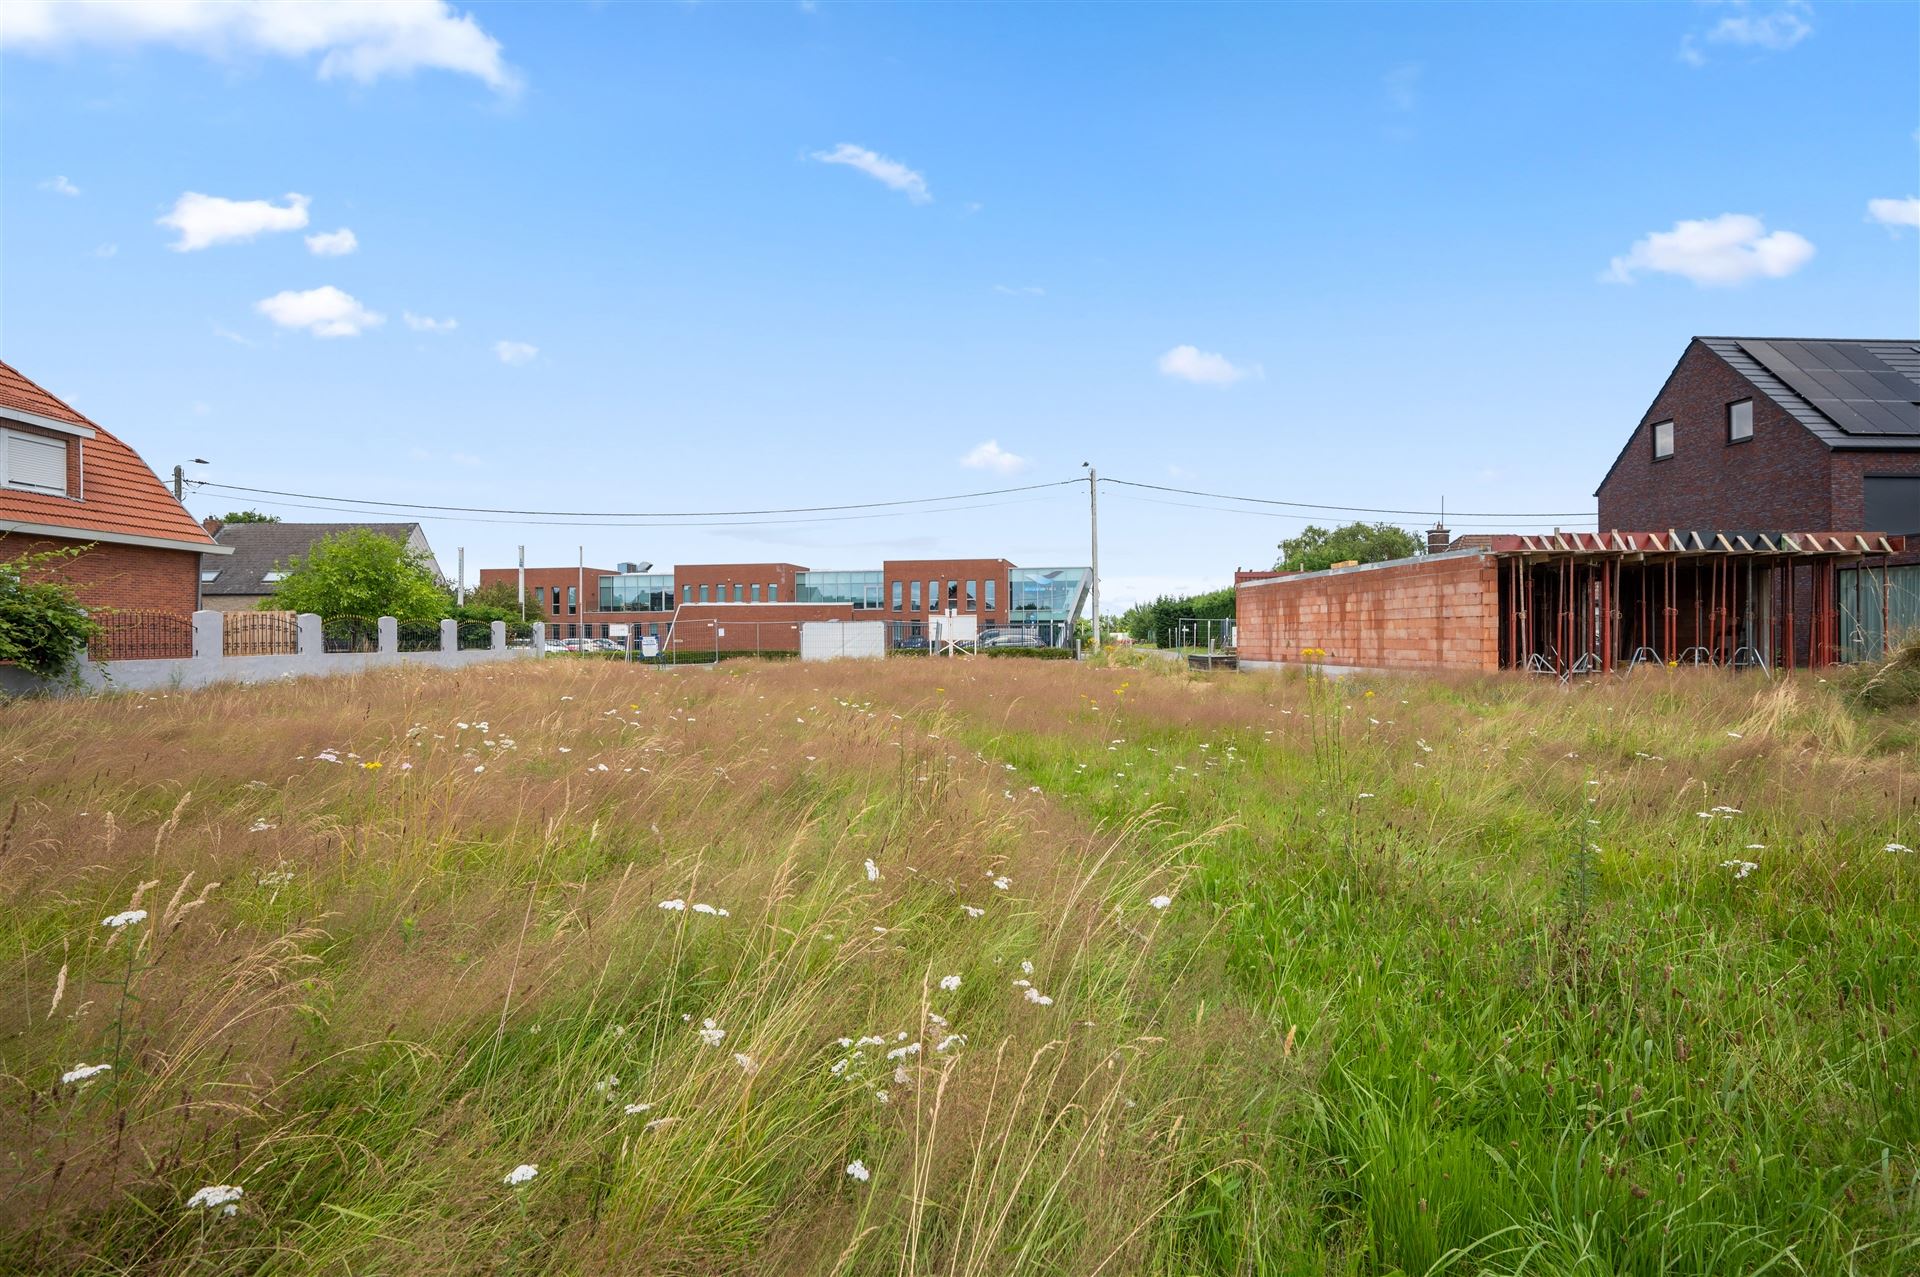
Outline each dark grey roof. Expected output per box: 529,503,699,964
204,522,426,596
1701,337,1920,448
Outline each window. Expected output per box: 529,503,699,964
769,583,779,602
699,585,710,603
567,586,577,614
985,579,996,611
1864,476,1920,535
966,580,977,611
551,587,562,615
262,571,287,584
752,583,761,603
1651,420,1675,460
200,570,220,584
891,580,902,611
910,580,922,611
926,580,937,610
1728,399,1753,444
734,584,744,602
947,580,960,609
683,584,693,604
2,429,68,495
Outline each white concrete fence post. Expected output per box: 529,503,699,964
297,614,324,663
440,618,458,653
378,617,398,656
533,622,547,653
192,610,223,660
491,620,507,651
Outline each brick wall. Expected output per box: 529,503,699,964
1597,341,1837,533
1236,554,1500,672
7,534,201,614
883,557,1013,628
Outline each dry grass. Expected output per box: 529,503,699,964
0,656,1915,1275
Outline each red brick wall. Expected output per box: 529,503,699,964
883,558,1013,627
1236,554,1500,673
476,566,612,621
5,534,200,614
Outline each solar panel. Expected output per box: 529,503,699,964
1737,339,1920,437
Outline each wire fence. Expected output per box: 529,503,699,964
222,610,300,657
456,621,494,651
87,610,194,661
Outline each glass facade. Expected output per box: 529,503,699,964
600,573,675,612
1006,567,1091,645
795,570,885,609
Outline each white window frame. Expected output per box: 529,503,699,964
1,427,70,496
1727,399,1753,443
1651,420,1675,461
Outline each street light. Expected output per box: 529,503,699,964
172,458,209,501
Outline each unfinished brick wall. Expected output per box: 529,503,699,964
1236,554,1500,673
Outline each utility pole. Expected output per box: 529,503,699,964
577,546,585,645
517,545,526,622
1091,473,1101,650
456,547,466,606
171,458,207,502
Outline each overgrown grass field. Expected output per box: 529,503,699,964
1,656,1915,1274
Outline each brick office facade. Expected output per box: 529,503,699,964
480,556,1087,650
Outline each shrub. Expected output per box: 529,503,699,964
0,546,101,683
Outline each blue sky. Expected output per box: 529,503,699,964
3,0,1915,608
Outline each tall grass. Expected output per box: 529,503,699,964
0,657,1915,1274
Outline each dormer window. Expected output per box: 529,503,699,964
262,571,288,584
201,570,221,584
1651,420,1675,461
2,427,68,495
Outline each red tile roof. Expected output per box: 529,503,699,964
0,359,218,549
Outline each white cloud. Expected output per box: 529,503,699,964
1708,1,1813,51
993,284,1045,296
1867,197,1920,230
39,175,80,196
254,285,384,337
159,191,309,251
404,311,458,332
810,143,931,204
1603,213,1814,286
493,339,538,365
1157,344,1260,386
960,440,1029,474
305,227,358,256
0,0,518,93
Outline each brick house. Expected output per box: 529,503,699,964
202,520,440,612
1596,338,1920,549
0,358,228,613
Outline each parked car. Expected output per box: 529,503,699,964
981,630,1046,649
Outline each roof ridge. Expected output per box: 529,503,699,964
0,357,99,427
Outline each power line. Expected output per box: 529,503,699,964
193,477,1080,518
1100,491,1593,529
1100,477,1594,519
196,489,1071,529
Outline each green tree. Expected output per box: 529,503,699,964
219,510,280,524
452,579,523,623
263,528,451,619
0,546,101,683
1118,586,1235,646
1275,522,1421,573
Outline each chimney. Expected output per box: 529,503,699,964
202,516,225,537
1426,523,1451,554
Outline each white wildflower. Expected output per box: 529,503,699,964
1887,842,1915,854
936,1034,966,1052
658,899,687,912
593,1074,621,1097
873,1088,890,1103
102,909,147,929
734,1052,760,1075
1020,960,1034,975
962,905,985,918
247,820,274,833
938,974,962,992
696,1019,725,1047
623,1102,652,1115
865,859,880,882
1719,859,1758,879
61,1062,111,1085
991,876,1011,891
845,1159,870,1183
1023,987,1053,1006
503,1163,538,1187
185,1184,243,1214
692,902,730,917
1148,894,1172,910
886,1042,921,1060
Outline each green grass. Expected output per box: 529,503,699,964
0,658,1915,1275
